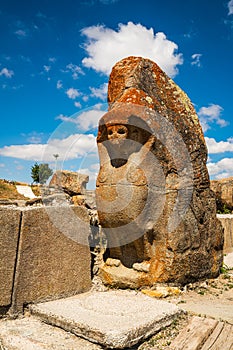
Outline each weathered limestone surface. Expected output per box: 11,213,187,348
0,208,21,307
0,316,102,350
29,289,181,349
96,56,223,286
72,190,97,209
11,206,91,314
211,177,233,211
49,170,89,195
217,214,233,253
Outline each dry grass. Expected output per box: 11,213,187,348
31,184,41,196
0,179,29,200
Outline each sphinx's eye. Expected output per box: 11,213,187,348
118,128,126,134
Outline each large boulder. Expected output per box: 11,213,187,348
96,56,223,287
49,170,89,196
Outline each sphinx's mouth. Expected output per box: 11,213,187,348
111,158,128,168
106,140,129,168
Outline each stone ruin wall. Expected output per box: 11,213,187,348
0,205,92,316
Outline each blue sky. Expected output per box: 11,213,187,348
0,0,233,188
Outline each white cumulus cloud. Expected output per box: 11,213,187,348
56,80,63,89
21,131,44,144
90,83,108,100
205,137,233,154
81,22,183,77
0,134,97,162
56,104,106,131
75,105,106,131
74,101,82,108
66,88,80,99
82,95,89,102
198,104,228,132
228,0,233,15
63,63,84,80
27,136,42,144
207,158,233,179
191,53,202,67
0,68,14,78
15,29,27,38
48,57,56,63
43,65,51,72
205,136,233,179
0,144,47,161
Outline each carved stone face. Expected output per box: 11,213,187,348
107,125,128,142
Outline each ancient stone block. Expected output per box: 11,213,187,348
96,56,224,286
211,177,233,211
29,290,182,349
0,208,21,307
217,214,233,253
72,190,96,209
49,170,89,195
11,206,91,313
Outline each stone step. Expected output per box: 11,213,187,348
16,185,37,199
0,316,102,350
28,289,182,349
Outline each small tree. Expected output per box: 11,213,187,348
31,162,53,184
31,162,40,184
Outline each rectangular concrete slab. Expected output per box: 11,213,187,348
0,208,21,307
30,289,182,349
11,206,92,313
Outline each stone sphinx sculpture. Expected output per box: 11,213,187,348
96,56,223,287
